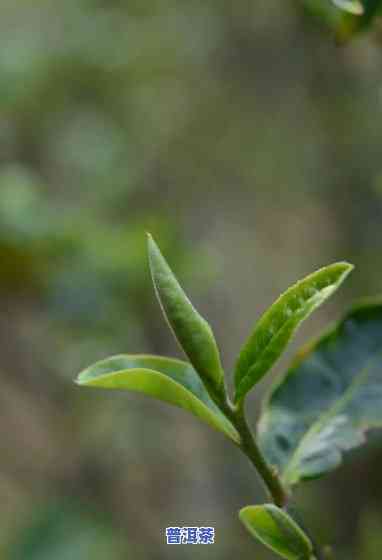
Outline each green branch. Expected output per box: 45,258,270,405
221,398,289,508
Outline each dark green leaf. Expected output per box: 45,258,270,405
239,504,313,560
258,301,382,487
234,263,353,403
147,234,225,400
76,354,239,443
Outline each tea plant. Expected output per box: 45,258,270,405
76,234,382,560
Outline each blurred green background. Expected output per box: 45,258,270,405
1,1,382,559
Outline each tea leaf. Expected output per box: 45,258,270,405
258,301,382,486
239,504,313,560
234,263,353,403
76,354,239,443
332,0,364,14
147,234,225,400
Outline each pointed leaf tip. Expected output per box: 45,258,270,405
234,261,353,403
239,504,313,560
147,235,225,400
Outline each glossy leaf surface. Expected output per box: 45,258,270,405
234,263,353,403
239,504,313,560
147,234,224,397
76,354,239,443
259,301,382,487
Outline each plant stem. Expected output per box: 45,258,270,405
220,395,331,558
222,398,289,508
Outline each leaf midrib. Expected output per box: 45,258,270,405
281,349,382,485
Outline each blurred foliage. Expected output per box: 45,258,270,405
304,0,382,39
1,0,382,559
6,502,126,560
357,509,382,559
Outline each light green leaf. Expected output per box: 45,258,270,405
332,0,364,14
234,262,353,403
147,234,225,400
76,354,239,443
239,504,314,560
258,301,382,487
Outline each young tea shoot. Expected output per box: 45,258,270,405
76,235,382,559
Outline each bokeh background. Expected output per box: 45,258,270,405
1,1,382,559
